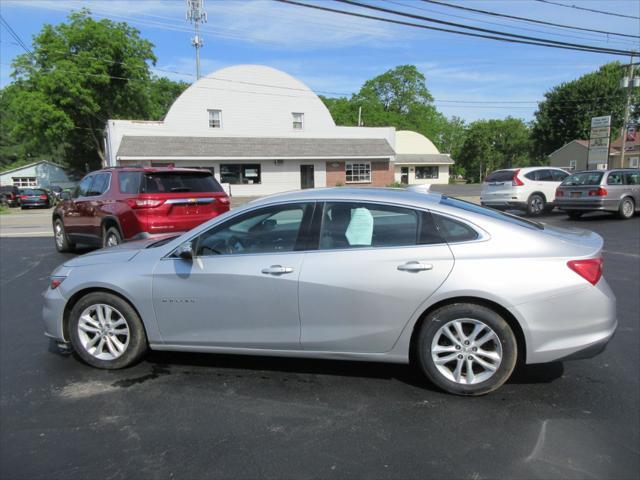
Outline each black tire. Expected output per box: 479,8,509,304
53,218,75,253
544,204,555,213
415,303,518,396
566,211,583,220
526,193,545,217
618,197,635,220
103,226,123,248
69,292,148,369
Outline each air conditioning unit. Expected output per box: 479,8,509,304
596,163,608,170
274,159,284,165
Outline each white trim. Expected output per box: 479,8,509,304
1,160,66,176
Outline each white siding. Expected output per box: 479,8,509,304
0,161,72,187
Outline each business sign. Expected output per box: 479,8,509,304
591,116,612,128
588,115,611,166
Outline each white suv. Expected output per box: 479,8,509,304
480,167,570,216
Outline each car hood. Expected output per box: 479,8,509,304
61,235,177,267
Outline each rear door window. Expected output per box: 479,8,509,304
432,214,479,243
536,169,553,181
142,172,224,193
118,172,143,194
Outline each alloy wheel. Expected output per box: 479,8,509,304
622,199,634,218
530,196,543,214
54,223,64,249
77,304,130,360
106,233,120,247
431,318,503,385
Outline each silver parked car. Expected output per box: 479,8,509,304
43,188,617,395
555,169,640,220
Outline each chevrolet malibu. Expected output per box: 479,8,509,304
43,188,617,395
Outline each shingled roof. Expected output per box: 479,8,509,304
117,136,395,158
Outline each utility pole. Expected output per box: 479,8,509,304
619,52,638,169
186,0,207,80
357,106,362,127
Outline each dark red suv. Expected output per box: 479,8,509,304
52,167,230,252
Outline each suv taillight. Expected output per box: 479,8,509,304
126,199,165,209
567,257,603,285
556,188,564,197
512,169,524,186
588,187,608,197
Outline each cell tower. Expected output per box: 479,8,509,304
186,0,207,80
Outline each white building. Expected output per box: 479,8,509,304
105,65,397,196
394,130,453,185
0,160,73,188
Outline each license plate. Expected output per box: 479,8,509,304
571,192,581,198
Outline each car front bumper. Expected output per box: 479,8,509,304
42,286,67,342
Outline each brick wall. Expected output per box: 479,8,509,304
325,160,394,187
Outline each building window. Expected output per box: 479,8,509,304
345,162,371,183
415,166,439,179
12,177,37,187
569,160,577,170
208,109,222,128
220,164,261,184
629,157,639,168
292,112,304,130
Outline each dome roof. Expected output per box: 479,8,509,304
395,130,440,155
163,64,336,133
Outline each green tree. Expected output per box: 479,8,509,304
457,118,531,182
531,62,639,159
5,10,185,172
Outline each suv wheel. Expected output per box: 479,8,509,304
69,292,148,369
618,197,635,220
53,218,75,253
416,303,518,396
103,226,122,248
526,194,545,217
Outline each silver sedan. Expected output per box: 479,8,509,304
43,188,617,395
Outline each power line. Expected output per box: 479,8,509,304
275,0,635,56
333,0,636,56
420,0,639,39
535,0,640,20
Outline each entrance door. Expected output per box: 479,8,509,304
300,165,315,189
400,167,409,185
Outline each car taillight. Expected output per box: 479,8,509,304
556,188,564,197
512,169,524,186
567,257,603,285
39,195,48,200
20,195,28,200
588,187,608,197
126,199,165,209
50,277,65,289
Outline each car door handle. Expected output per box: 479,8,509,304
397,261,433,272
261,265,294,275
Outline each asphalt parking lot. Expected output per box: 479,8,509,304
1,210,638,479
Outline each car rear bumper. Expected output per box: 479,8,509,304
21,200,49,207
555,198,618,212
517,277,617,364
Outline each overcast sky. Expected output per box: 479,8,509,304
1,0,639,122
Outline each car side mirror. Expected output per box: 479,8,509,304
175,241,194,260
60,191,71,201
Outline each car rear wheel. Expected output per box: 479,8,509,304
103,226,122,248
618,197,635,220
566,211,583,220
53,218,75,253
69,292,148,369
416,303,518,396
526,194,545,217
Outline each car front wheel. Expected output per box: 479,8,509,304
526,194,545,217
416,303,518,396
53,218,75,253
69,292,148,369
103,226,123,248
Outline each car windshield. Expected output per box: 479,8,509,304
141,172,224,193
438,196,544,230
484,170,515,183
561,172,604,186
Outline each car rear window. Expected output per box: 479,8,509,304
561,172,604,186
484,170,515,183
22,189,45,195
438,196,544,230
119,171,224,194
